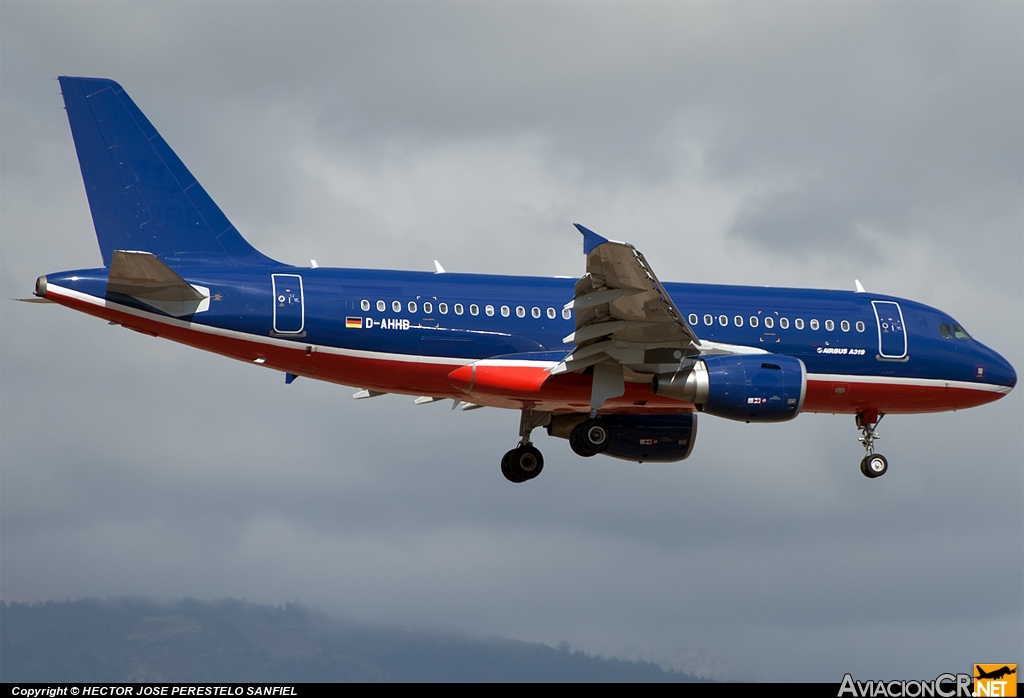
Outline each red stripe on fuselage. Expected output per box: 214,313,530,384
49,289,441,392
801,378,1004,414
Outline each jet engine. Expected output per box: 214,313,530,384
653,354,806,422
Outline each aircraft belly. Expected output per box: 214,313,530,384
802,376,1006,414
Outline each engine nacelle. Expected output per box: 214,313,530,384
653,354,806,423
548,413,698,462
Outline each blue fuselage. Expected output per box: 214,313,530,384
44,263,1017,393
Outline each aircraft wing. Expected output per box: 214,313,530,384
552,225,702,377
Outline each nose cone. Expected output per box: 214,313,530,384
979,344,1016,393
998,356,1017,391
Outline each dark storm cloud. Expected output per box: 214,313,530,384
2,1,1020,682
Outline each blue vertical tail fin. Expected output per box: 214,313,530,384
59,76,279,268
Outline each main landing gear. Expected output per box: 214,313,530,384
501,409,548,483
856,410,888,479
569,418,609,458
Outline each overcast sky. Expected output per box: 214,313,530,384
2,1,1021,681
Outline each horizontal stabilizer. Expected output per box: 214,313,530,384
106,250,209,317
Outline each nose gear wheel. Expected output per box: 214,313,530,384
855,411,888,479
860,453,888,478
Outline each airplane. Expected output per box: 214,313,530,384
975,666,1016,681
29,77,1017,483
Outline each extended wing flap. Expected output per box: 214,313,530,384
566,225,701,377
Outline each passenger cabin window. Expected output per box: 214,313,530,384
734,315,743,327
517,306,526,318
562,308,572,320
439,302,448,314
485,305,494,316
856,321,865,332
825,319,834,331
532,307,541,318
750,316,759,328
689,314,698,325
841,320,850,332
764,317,774,329
547,308,556,319
469,304,479,316
376,300,386,312
392,300,401,312
810,319,820,330
361,299,370,311
501,305,510,317
423,301,433,314
455,303,464,315
718,315,728,326
704,314,713,326
779,317,789,329
795,318,805,330
408,301,417,313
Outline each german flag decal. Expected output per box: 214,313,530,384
345,317,363,329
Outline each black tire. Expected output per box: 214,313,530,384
860,454,888,478
508,444,544,481
571,419,609,456
569,433,594,457
501,449,525,483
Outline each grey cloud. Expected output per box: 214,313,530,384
2,0,1021,682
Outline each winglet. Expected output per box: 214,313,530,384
574,223,609,255
854,279,866,293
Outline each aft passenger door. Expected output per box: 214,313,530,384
872,300,907,359
272,274,305,335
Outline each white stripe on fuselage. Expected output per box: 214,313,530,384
47,284,1008,395
47,283,470,366
804,372,1011,395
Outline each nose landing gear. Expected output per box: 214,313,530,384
860,453,888,478
856,410,888,478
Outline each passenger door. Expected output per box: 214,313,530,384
272,274,305,334
872,300,907,359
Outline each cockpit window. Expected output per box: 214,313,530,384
941,322,971,340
